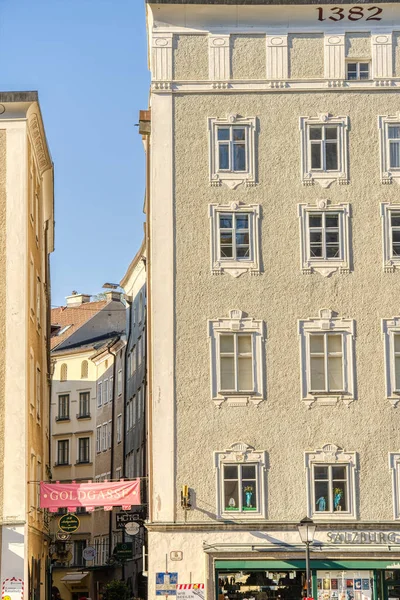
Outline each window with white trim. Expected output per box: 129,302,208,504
103,379,109,405
208,310,264,407
108,419,112,449
96,426,101,453
305,444,357,519
378,116,400,184
117,369,122,396
57,439,69,466
209,203,261,277
215,442,267,519
97,382,102,408
208,115,257,189
381,316,400,407
117,414,122,443
299,309,355,408
299,200,350,276
109,376,113,401
300,114,349,187
346,61,370,80
389,452,400,519
102,423,107,451
380,203,400,272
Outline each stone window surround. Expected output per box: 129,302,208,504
305,443,357,520
208,114,257,189
298,199,351,277
298,309,356,409
208,309,265,408
389,452,400,519
300,113,349,188
214,442,267,520
382,316,400,407
209,201,261,278
380,203,400,273
379,115,400,184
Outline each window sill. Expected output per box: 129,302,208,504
211,171,256,190
302,262,350,277
311,512,356,521
212,260,261,278
214,393,264,408
77,414,91,420
75,461,92,466
55,417,70,422
303,394,354,409
54,463,71,467
219,512,264,521
302,171,349,189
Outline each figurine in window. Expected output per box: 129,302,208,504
316,496,326,511
334,488,343,510
228,498,236,509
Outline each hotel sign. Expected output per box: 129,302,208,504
327,531,400,544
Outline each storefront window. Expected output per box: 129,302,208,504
317,570,373,600
223,464,257,512
218,569,304,600
314,464,348,513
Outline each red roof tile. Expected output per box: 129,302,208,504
51,301,107,350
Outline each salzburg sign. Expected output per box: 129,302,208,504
40,480,141,511
327,531,400,544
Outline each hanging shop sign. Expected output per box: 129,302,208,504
59,514,80,533
40,480,141,511
177,584,204,600
115,543,133,560
82,547,96,561
156,573,178,596
116,511,143,529
327,531,400,544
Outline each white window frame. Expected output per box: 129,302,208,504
208,115,257,189
102,423,107,452
97,382,102,408
346,61,370,81
379,115,400,184
299,309,355,408
209,202,261,277
103,379,109,405
36,364,41,421
208,309,264,408
108,419,112,449
305,443,357,520
57,439,69,466
77,437,90,464
117,369,122,396
300,114,349,188
116,467,122,480
298,200,351,276
389,452,400,519
109,376,113,401
117,414,122,443
381,316,400,407
96,426,101,453
380,203,400,272
214,442,267,520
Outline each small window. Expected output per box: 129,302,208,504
382,316,400,405
78,392,90,418
309,334,344,393
117,414,122,443
78,437,90,464
58,394,69,420
117,370,122,396
208,116,257,189
346,62,370,80
81,360,88,379
220,334,253,393
109,376,114,402
57,440,69,466
108,420,112,449
215,442,267,519
96,426,101,453
102,423,107,451
103,379,109,405
97,382,102,408
73,540,87,566
379,117,400,183
60,363,67,382
300,115,349,187
305,443,356,519
380,204,400,272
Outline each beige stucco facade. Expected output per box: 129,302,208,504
146,3,400,600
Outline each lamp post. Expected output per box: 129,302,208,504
297,517,317,599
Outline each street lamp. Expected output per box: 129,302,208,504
297,517,317,599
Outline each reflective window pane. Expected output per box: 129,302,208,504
310,127,322,140
220,357,235,390
315,481,330,511
326,232,339,244
238,357,253,390
242,465,256,479
332,479,347,511
311,143,322,169
220,335,234,353
311,356,325,390
310,335,324,353
309,214,322,228
326,142,338,170
326,245,340,258
332,466,346,480
389,126,400,139
233,128,246,141
328,356,343,390
236,215,249,229
391,213,400,227
314,465,328,479
224,465,238,479
220,232,233,245
236,232,249,246
325,214,339,228
233,144,246,171
396,356,400,390
219,144,229,170
237,246,250,258
328,335,342,353
220,214,232,228
390,141,400,168
220,246,233,258
238,335,252,354
218,128,230,141
310,245,323,258
325,127,338,140
310,231,322,243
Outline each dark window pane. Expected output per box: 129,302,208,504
236,215,249,229
310,127,322,140
233,144,246,171
220,215,232,228
359,69,369,80
389,126,400,139
310,231,322,243
242,465,256,479
332,480,347,511
233,128,245,141
326,246,340,259
326,142,338,170
224,479,239,510
242,482,257,510
236,233,249,245
326,232,339,244
224,465,238,479
347,71,357,80
393,231,400,243
347,63,357,79
391,214,400,227
309,214,322,228
219,144,229,170
315,481,330,511
325,214,339,228
326,127,338,140
360,63,369,72
220,246,233,258
390,142,400,168
217,128,230,141
311,144,321,169
237,247,249,258
393,244,400,256
310,245,323,258
314,465,328,479
332,466,346,479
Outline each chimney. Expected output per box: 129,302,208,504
104,291,123,302
66,292,91,307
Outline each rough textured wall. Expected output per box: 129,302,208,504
0,131,6,521
173,35,208,80
393,32,400,77
173,91,400,523
346,33,371,58
289,34,324,78
231,35,266,80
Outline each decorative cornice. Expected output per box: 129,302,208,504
28,112,52,175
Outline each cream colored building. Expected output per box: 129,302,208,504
145,2,400,600
0,93,54,599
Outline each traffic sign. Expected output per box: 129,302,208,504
59,513,80,533
156,573,178,596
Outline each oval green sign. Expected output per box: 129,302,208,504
59,513,80,533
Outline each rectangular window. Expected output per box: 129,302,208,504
389,126,400,169
73,540,87,566
79,392,90,418
103,379,109,405
36,275,41,327
346,62,370,80
218,213,250,260
109,376,114,402
219,334,253,392
390,211,400,258
309,333,344,393
108,420,112,449
223,463,258,513
309,125,338,171
117,369,122,396
78,437,90,463
217,126,247,172
394,334,400,391
36,366,41,420
308,212,341,260
96,426,101,453
102,424,107,451
117,414,122,443
30,256,35,316
313,464,349,513
58,394,69,420
57,440,69,466
116,467,122,480
97,382,103,408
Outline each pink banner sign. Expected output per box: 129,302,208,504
40,480,141,509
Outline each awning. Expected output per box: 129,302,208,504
216,560,400,570
61,573,89,582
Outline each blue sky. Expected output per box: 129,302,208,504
0,0,149,307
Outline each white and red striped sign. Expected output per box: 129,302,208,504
2,577,24,600
176,584,204,600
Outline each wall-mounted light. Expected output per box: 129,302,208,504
181,485,191,510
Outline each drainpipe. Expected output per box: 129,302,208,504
108,342,118,562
